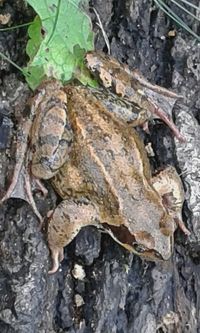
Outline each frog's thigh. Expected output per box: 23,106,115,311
48,199,100,274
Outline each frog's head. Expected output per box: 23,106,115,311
102,214,174,261
129,231,173,262
131,214,174,261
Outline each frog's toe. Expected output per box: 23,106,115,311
1,166,43,223
174,215,191,236
33,178,48,197
145,98,185,142
48,248,64,274
59,248,64,262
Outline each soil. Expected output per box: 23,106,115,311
0,0,200,332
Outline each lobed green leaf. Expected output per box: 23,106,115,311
25,0,95,89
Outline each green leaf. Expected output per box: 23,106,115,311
23,66,45,90
26,16,43,61
25,0,95,89
72,45,98,87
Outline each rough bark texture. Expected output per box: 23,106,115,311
0,0,200,332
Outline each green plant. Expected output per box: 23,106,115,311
0,0,96,90
24,0,97,89
0,0,199,90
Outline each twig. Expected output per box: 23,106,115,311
92,7,110,55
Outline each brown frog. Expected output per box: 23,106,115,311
85,51,185,141
1,53,189,274
30,82,188,273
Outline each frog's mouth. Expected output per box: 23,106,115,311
101,223,164,260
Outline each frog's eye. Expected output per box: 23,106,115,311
133,244,163,260
132,243,147,254
153,252,163,260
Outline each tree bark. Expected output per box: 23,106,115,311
0,0,199,332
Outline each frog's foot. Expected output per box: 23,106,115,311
142,121,150,134
152,166,190,235
1,94,40,204
32,178,48,197
1,165,43,224
47,199,100,273
173,215,190,235
162,193,190,236
48,248,64,274
24,171,43,226
1,162,27,204
143,96,185,142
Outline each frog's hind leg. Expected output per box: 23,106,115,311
151,166,190,235
1,124,31,204
1,96,44,223
138,94,185,142
47,199,100,274
2,164,43,223
24,169,44,224
131,69,183,99
128,76,184,141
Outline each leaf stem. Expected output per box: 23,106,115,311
0,22,32,32
46,0,61,45
0,52,24,72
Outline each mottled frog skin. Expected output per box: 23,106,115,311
85,51,185,141
30,81,74,180
1,53,190,274
30,82,187,273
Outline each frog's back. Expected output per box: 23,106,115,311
52,86,164,225
66,85,150,179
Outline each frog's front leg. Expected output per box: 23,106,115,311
48,199,100,274
151,166,190,235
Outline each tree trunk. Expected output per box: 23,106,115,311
0,0,199,332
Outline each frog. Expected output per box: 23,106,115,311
1,53,190,274
85,51,185,142
46,84,190,273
